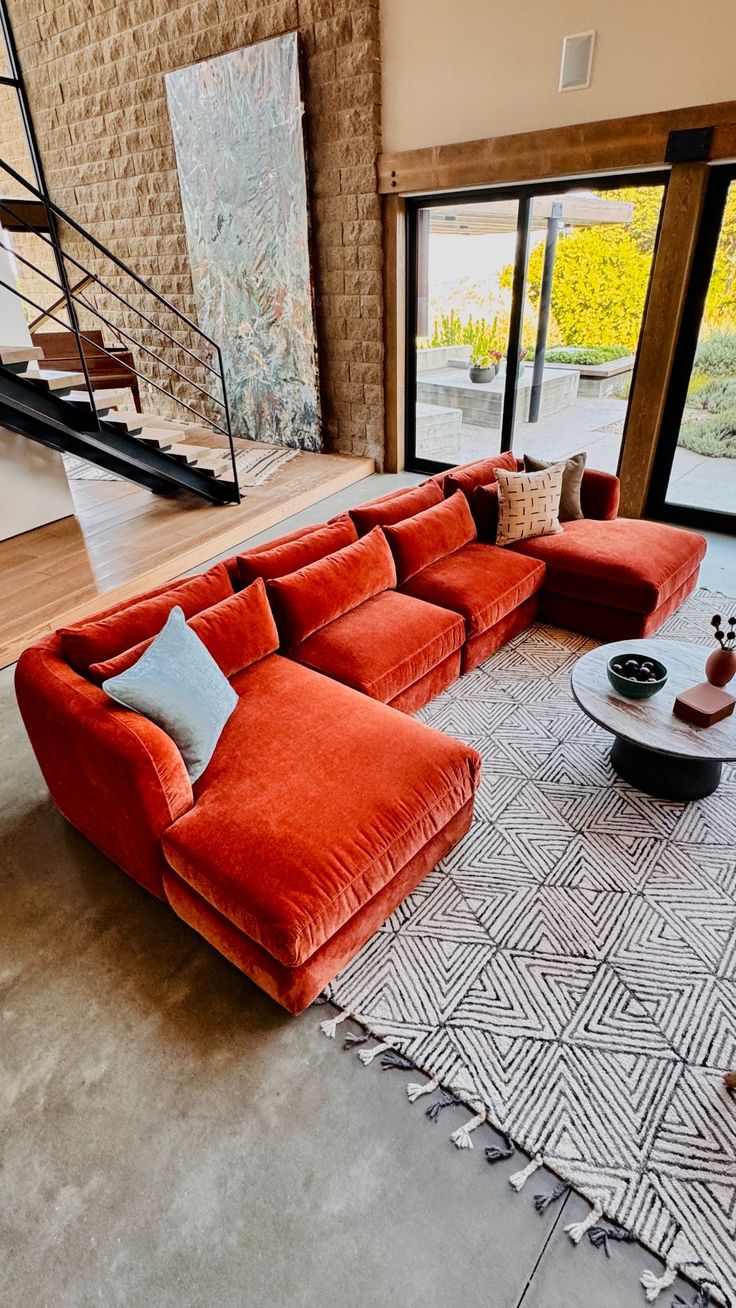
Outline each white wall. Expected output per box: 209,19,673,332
0,225,75,541
380,0,736,153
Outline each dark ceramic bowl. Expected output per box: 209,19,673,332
607,652,668,700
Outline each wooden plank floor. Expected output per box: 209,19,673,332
0,449,374,669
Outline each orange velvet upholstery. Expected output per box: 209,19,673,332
163,796,475,1014
290,589,464,706
88,580,279,683
440,450,518,499
60,564,233,676
538,569,701,640
400,541,546,641
466,468,622,542
347,479,443,535
15,634,193,899
579,468,620,521
509,517,706,616
236,516,357,586
384,491,476,584
267,527,396,648
462,594,541,673
161,655,481,970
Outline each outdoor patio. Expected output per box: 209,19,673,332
415,392,736,515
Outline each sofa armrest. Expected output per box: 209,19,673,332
15,636,193,899
580,468,620,520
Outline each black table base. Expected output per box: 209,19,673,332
611,737,722,801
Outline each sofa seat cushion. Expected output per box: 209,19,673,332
161,655,481,969
400,542,546,638
290,590,465,703
509,517,707,614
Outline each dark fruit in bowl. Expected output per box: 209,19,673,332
606,651,668,700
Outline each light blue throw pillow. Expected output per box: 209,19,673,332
102,606,238,783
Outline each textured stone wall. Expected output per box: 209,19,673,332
6,0,384,464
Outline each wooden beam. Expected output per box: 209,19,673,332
378,100,736,195
382,193,406,473
618,163,710,518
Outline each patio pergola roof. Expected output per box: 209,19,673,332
428,192,633,236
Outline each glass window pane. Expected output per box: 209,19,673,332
413,198,518,465
665,181,736,516
0,84,37,196
513,184,665,473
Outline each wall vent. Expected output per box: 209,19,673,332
559,31,596,92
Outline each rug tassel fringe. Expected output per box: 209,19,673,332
534,1180,570,1213
485,1134,515,1164
426,1091,459,1122
357,1042,390,1066
564,1201,603,1245
641,1260,677,1302
380,1051,414,1071
406,1077,439,1103
342,1031,369,1049
509,1154,544,1192
451,1107,487,1150
587,1222,636,1258
319,1012,348,1039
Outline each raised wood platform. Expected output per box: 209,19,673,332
0,449,374,669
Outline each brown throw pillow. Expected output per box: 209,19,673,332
495,465,565,547
523,451,587,521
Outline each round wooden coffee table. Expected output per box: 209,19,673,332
571,638,736,800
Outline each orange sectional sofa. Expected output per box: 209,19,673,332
15,457,706,1013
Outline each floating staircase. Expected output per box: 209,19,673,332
0,156,241,506
0,345,240,503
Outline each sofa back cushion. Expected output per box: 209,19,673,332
442,451,518,499
88,579,279,683
60,563,233,677
237,516,357,585
267,527,396,648
348,480,442,536
383,491,476,584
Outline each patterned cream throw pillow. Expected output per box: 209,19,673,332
495,463,565,546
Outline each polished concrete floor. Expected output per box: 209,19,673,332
3,473,734,1307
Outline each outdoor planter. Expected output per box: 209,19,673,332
469,364,497,384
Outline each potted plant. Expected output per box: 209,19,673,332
469,349,501,384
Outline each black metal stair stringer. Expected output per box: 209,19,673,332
0,365,238,505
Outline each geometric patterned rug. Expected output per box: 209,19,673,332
324,588,736,1304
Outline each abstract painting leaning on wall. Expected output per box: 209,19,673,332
165,34,322,452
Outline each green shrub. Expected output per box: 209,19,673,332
678,408,736,458
693,332,736,377
421,310,507,358
545,346,629,365
689,377,736,413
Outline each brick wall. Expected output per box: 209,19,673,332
5,0,385,465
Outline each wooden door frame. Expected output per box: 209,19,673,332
380,99,736,515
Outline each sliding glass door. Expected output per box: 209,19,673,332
648,166,736,533
405,175,667,474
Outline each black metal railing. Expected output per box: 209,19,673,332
0,155,239,497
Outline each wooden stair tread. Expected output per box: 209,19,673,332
29,368,85,391
66,388,131,410
0,345,44,366
110,410,214,435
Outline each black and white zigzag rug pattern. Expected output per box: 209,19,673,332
327,589,736,1302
